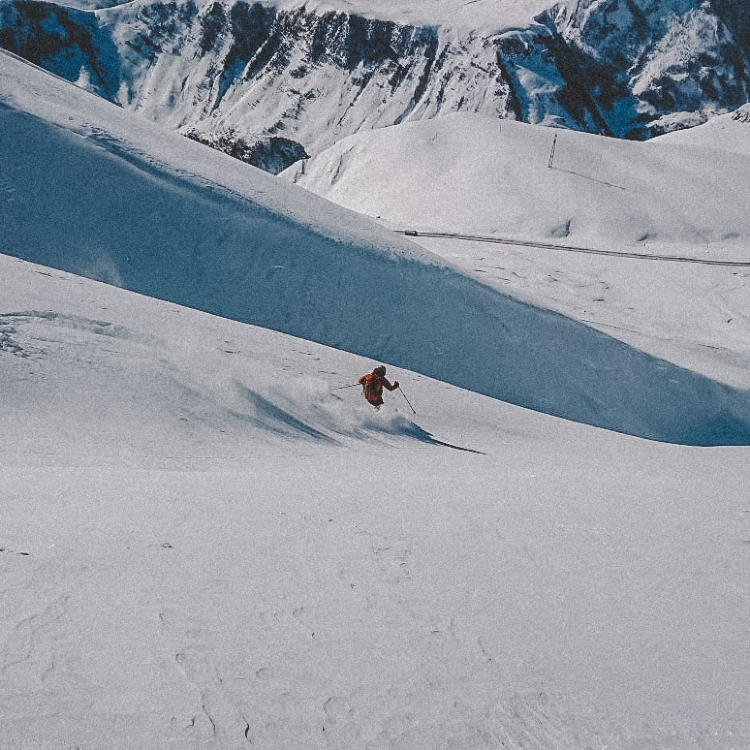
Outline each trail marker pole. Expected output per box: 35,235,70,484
548,131,558,169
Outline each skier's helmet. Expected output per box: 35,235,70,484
374,365,386,376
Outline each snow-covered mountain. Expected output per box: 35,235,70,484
1,0,748,170
2,48,750,750
3,48,750,446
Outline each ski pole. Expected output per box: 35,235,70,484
399,387,417,415
333,383,361,391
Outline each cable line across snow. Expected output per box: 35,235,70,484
398,230,750,268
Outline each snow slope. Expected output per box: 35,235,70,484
2,244,749,750
283,112,750,388
4,50,750,444
657,101,750,154
285,113,750,248
1,47,750,750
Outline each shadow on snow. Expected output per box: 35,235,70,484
3,104,750,446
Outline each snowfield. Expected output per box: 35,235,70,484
3,233,750,750
1,49,750,750
283,111,750,389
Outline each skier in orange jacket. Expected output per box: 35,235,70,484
358,365,399,409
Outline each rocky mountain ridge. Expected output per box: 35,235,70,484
1,0,748,171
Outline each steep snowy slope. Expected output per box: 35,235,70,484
283,112,750,388
3,50,750,444
0,253,441,461
1,0,748,172
3,252,748,750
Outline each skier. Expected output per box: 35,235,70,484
358,365,399,409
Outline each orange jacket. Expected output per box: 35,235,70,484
358,373,398,404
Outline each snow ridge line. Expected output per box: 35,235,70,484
398,230,750,267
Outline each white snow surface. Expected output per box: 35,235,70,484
71,0,570,29
1,51,750,749
209,0,567,28
5,50,750,444
284,112,750,388
5,253,748,750
657,102,750,155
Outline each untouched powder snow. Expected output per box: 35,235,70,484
284,113,750,250
1,253,749,750
3,51,750,445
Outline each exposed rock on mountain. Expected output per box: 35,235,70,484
553,0,750,135
184,127,309,173
1,0,748,169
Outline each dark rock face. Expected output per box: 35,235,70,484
0,0,120,97
552,0,750,135
185,128,309,173
1,0,748,170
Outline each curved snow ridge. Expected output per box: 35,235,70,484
653,102,750,155
3,79,750,446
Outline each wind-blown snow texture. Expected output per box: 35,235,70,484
0,0,748,170
2,50,750,445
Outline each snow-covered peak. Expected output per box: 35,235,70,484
1,0,747,175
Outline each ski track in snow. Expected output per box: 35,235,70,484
397,229,750,267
